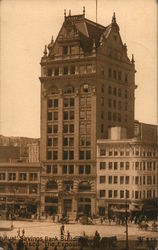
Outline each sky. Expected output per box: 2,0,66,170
0,0,157,138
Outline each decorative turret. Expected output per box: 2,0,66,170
131,54,135,64
43,45,47,58
83,6,85,17
112,12,116,23
48,36,54,51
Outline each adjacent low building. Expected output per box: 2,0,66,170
0,162,41,219
97,125,158,218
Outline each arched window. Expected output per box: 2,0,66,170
64,86,74,94
46,180,58,191
78,181,91,192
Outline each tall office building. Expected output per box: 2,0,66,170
40,10,136,218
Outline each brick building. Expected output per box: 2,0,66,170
39,10,136,218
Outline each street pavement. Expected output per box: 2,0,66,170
0,220,157,241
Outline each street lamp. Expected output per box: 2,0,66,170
125,189,129,250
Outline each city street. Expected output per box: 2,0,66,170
0,220,157,240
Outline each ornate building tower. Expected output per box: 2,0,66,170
39,10,136,218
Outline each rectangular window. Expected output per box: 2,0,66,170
54,99,58,107
69,150,74,160
47,151,52,160
100,162,106,170
47,125,52,134
47,68,52,76
63,137,68,146
108,190,112,198
86,151,91,160
114,190,118,198
114,162,118,170
63,111,68,120
48,99,52,108
53,138,58,146
108,162,112,170
120,190,124,198
63,66,68,75
100,190,105,198
63,151,68,160
108,86,112,95
100,149,106,156
29,173,37,181
114,176,118,184
70,98,74,107
85,165,91,174
46,165,51,174
70,111,74,120
70,65,75,74
120,176,124,184
8,173,16,181
118,71,122,81
135,191,139,199
0,173,5,181
100,176,106,184
120,162,124,170
54,125,58,133
54,112,58,120
47,138,52,146
62,165,67,174
125,162,129,170
135,176,139,185
126,190,129,198
79,151,84,160
19,173,27,181
79,165,84,174
69,165,74,174
47,112,52,121
63,124,68,133
70,124,74,133
69,137,74,146
54,67,59,76
125,176,129,184
53,151,58,160
52,165,58,174
64,98,69,107
108,176,112,184
63,46,68,55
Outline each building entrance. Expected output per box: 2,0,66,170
78,197,91,216
63,199,72,216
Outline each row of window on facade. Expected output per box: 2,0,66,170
46,164,91,175
99,148,156,157
0,172,38,181
46,64,94,77
47,110,75,121
99,189,155,199
99,175,156,185
48,98,75,108
107,99,128,111
47,124,74,134
108,86,129,98
108,68,128,83
99,161,156,171
107,112,123,122
47,150,91,160
0,185,38,194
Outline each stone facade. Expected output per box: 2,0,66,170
39,11,136,218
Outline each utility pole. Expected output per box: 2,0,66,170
125,189,129,250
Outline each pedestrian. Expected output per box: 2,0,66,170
16,238,24,250
17,228,20,238
43,244,48,250
22,229,25,237
67,231,70,241
54,246,58,250
63,245,67,250
8,241,13,250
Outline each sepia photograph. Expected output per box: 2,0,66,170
0,0,157,249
